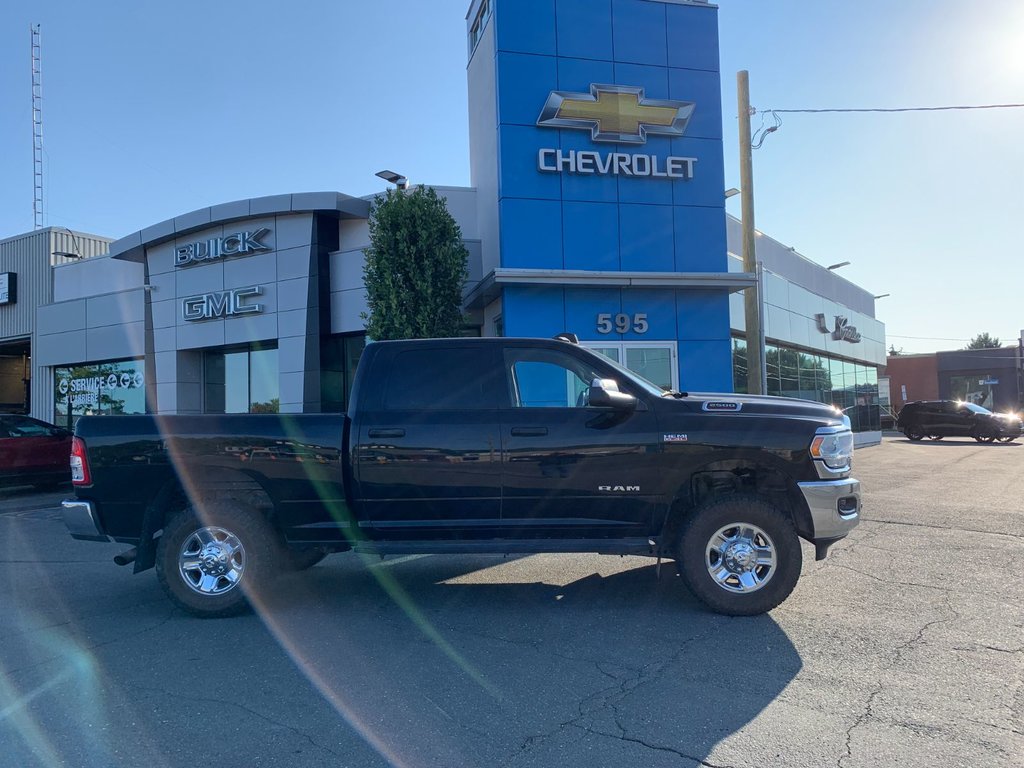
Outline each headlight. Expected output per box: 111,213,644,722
810,428,854,470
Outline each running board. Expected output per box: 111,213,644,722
351,538,658,557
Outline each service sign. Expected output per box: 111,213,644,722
0,272,16,305
57,367,145,410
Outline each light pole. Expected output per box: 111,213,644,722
375,170,409,190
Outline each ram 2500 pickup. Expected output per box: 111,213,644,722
62,336,860,617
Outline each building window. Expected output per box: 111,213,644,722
468,0,491,55
731,336,880,432
584,341,679,392
949,374,997,409
53,359,146,429
321,333,366,413
204,343,278,414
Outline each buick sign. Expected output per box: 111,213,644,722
175,228,272,267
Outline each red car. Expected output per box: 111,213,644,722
0,415,73,489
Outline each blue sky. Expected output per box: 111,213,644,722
2,0,1022,353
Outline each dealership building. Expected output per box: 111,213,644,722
1,0,884,438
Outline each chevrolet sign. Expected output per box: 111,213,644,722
537,84,694,144
536,84,697,180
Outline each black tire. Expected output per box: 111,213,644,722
999,436,1016,443
156,505,282,618
972,429,997,444
283,548,329,571
675,495,802,616
904,427,924,441
928,435,943,441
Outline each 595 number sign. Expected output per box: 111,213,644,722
596,313,649,334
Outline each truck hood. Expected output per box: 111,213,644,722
671,392,849,426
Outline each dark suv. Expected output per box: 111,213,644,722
897,400,1023,443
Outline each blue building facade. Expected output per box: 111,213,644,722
467,0,745,392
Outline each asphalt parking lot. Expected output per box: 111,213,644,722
1,437,1021,768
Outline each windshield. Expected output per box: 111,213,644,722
962,402,992,415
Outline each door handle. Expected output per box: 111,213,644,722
511,427,548,437
368,428,405,438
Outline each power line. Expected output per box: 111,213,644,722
887,334,972,341
756,103,1024,115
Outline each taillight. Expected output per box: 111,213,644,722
70,436,91,485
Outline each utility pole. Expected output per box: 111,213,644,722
737,70,764,395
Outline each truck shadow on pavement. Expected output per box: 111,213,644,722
252,554,803,767
897,438,1021,447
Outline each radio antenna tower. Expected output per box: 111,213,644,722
30,24,44,230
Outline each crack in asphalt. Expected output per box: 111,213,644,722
570,721,738,768
953,644,1024,655
862,518,1024,541
135,684,343,759
1,607,177,679
447,624,644,682
828,562,951,593
837,592,962,768
962,718,1024,739
503,621,732,766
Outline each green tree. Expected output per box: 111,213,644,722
362,186,469,340
965,332,1000,350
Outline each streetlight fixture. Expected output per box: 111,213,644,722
827,261,851,271
725,188,740,199
873,293,891,300
52,226,85,260
375,170,408,190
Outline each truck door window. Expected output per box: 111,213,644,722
384,348,499,410
505,349,604,408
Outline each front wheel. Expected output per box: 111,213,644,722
999,436,1016,443
973,429,997,444
156,505,282,618
675,496,802,616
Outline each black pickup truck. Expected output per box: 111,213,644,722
63,336,860,617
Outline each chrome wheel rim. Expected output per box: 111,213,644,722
705,522,777,594
178,526,245,596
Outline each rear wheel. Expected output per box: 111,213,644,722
675,496,802,616
999,436,1016,443
928,435,944,441
904,427,925,441
156,505,282,618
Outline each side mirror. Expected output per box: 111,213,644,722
588,378,637,411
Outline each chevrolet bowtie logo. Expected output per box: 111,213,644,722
537,84,695,144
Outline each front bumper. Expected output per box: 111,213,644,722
798,477,861,540
61,499,112,542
